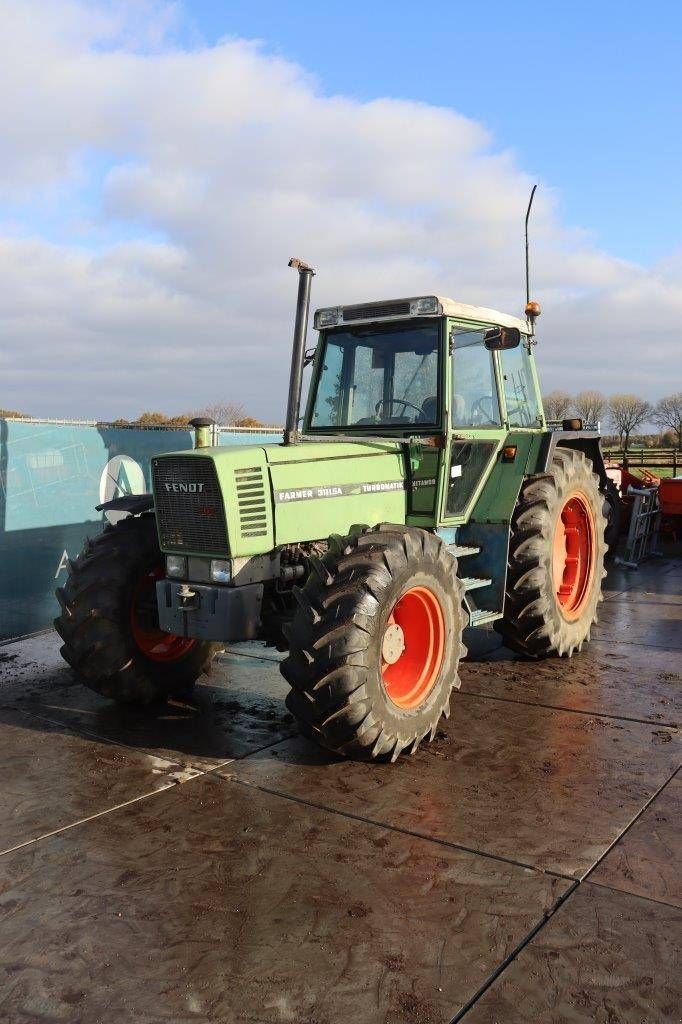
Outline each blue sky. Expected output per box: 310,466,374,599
1,1,679,418
184,0,682,266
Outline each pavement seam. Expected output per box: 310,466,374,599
219,649,283,665
589,637,682,651
585,878,681,910
449,879,580,1023
2,704,202,769
581,764,680,884
218,771,575,881
455,688,679,729
453,764,681,1019
5,702,294,774
0,628,55,648
0,784,179,859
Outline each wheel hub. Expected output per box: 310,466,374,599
381,622,405,665
380,585,446,710
552,490,596,621
130,565,197,662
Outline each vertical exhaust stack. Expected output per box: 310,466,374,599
283,257,316,445
189,416,214,449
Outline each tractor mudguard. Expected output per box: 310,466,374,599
96,493,155,515
536,431,608,488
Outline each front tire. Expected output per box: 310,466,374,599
280,525,466,761
496,448,607,658
55,514,220,703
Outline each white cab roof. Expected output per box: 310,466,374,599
436,297,529,333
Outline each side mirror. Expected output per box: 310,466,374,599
484,326,521,350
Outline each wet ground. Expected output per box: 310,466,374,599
0,556,680,1023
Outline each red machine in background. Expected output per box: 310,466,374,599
605,463,682,545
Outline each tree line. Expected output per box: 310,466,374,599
111,402,267,428
0,402,267,428
541,390,682,450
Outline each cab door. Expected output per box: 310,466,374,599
439,322,506,524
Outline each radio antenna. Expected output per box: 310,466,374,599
525,185,537,306
524,185,541,330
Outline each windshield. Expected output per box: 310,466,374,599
308,323,441,429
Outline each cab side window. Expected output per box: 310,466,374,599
451,330,501,427
500,345,542,427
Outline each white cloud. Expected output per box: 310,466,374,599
0,0,679,421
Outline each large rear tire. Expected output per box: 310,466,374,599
55,514,220,703
280,525,466,761
496,448,607,658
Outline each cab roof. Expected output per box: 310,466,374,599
313,294,529,334
437,297,529,333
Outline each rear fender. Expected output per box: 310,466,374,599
96,493,155,515
537,432,608,489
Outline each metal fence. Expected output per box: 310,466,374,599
0,418,282,641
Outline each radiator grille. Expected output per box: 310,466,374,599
152,456,228,554
446,441,497,517
235,466,268,539
343,300,411,322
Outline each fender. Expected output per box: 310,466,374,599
96,493,155,515
536,431,608,489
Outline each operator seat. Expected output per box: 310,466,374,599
418,396,438,423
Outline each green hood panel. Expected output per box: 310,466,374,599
152,440,408,557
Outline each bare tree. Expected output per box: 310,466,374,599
542,390,573,421
199,401,246,426
134,411,191,427
573,390,607,427
652,392,682,448
235,416,265,427
0,408,29,418
608,394,652,450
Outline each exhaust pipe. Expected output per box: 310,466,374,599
283,257,315,445
189,416,214,448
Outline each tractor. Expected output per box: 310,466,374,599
55,257,609,761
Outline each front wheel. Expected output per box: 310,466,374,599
496,448,607,658
55,514,220,703
280,525,466,761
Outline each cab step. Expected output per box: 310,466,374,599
447,544,481,558
467,608,504,627
460,576,492,592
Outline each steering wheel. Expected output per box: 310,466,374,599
505,401,531,426
375,398,423,419
471,396,496,424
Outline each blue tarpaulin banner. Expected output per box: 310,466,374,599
0,420,281,641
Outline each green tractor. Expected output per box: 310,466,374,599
56,257,609,761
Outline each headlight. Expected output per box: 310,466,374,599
210,559,232,584
166,555,187,579
314,307,341,328
410,296,439,315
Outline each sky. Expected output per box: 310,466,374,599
1,0,680,422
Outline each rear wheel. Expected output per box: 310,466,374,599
280,525,466,761
496,448,607,658
55,514,220,703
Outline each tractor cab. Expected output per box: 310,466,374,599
303,296,545,529
305,295,543,439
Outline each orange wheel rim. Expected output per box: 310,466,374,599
381,586,445,709
552,491,596,621
130,565,197,663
